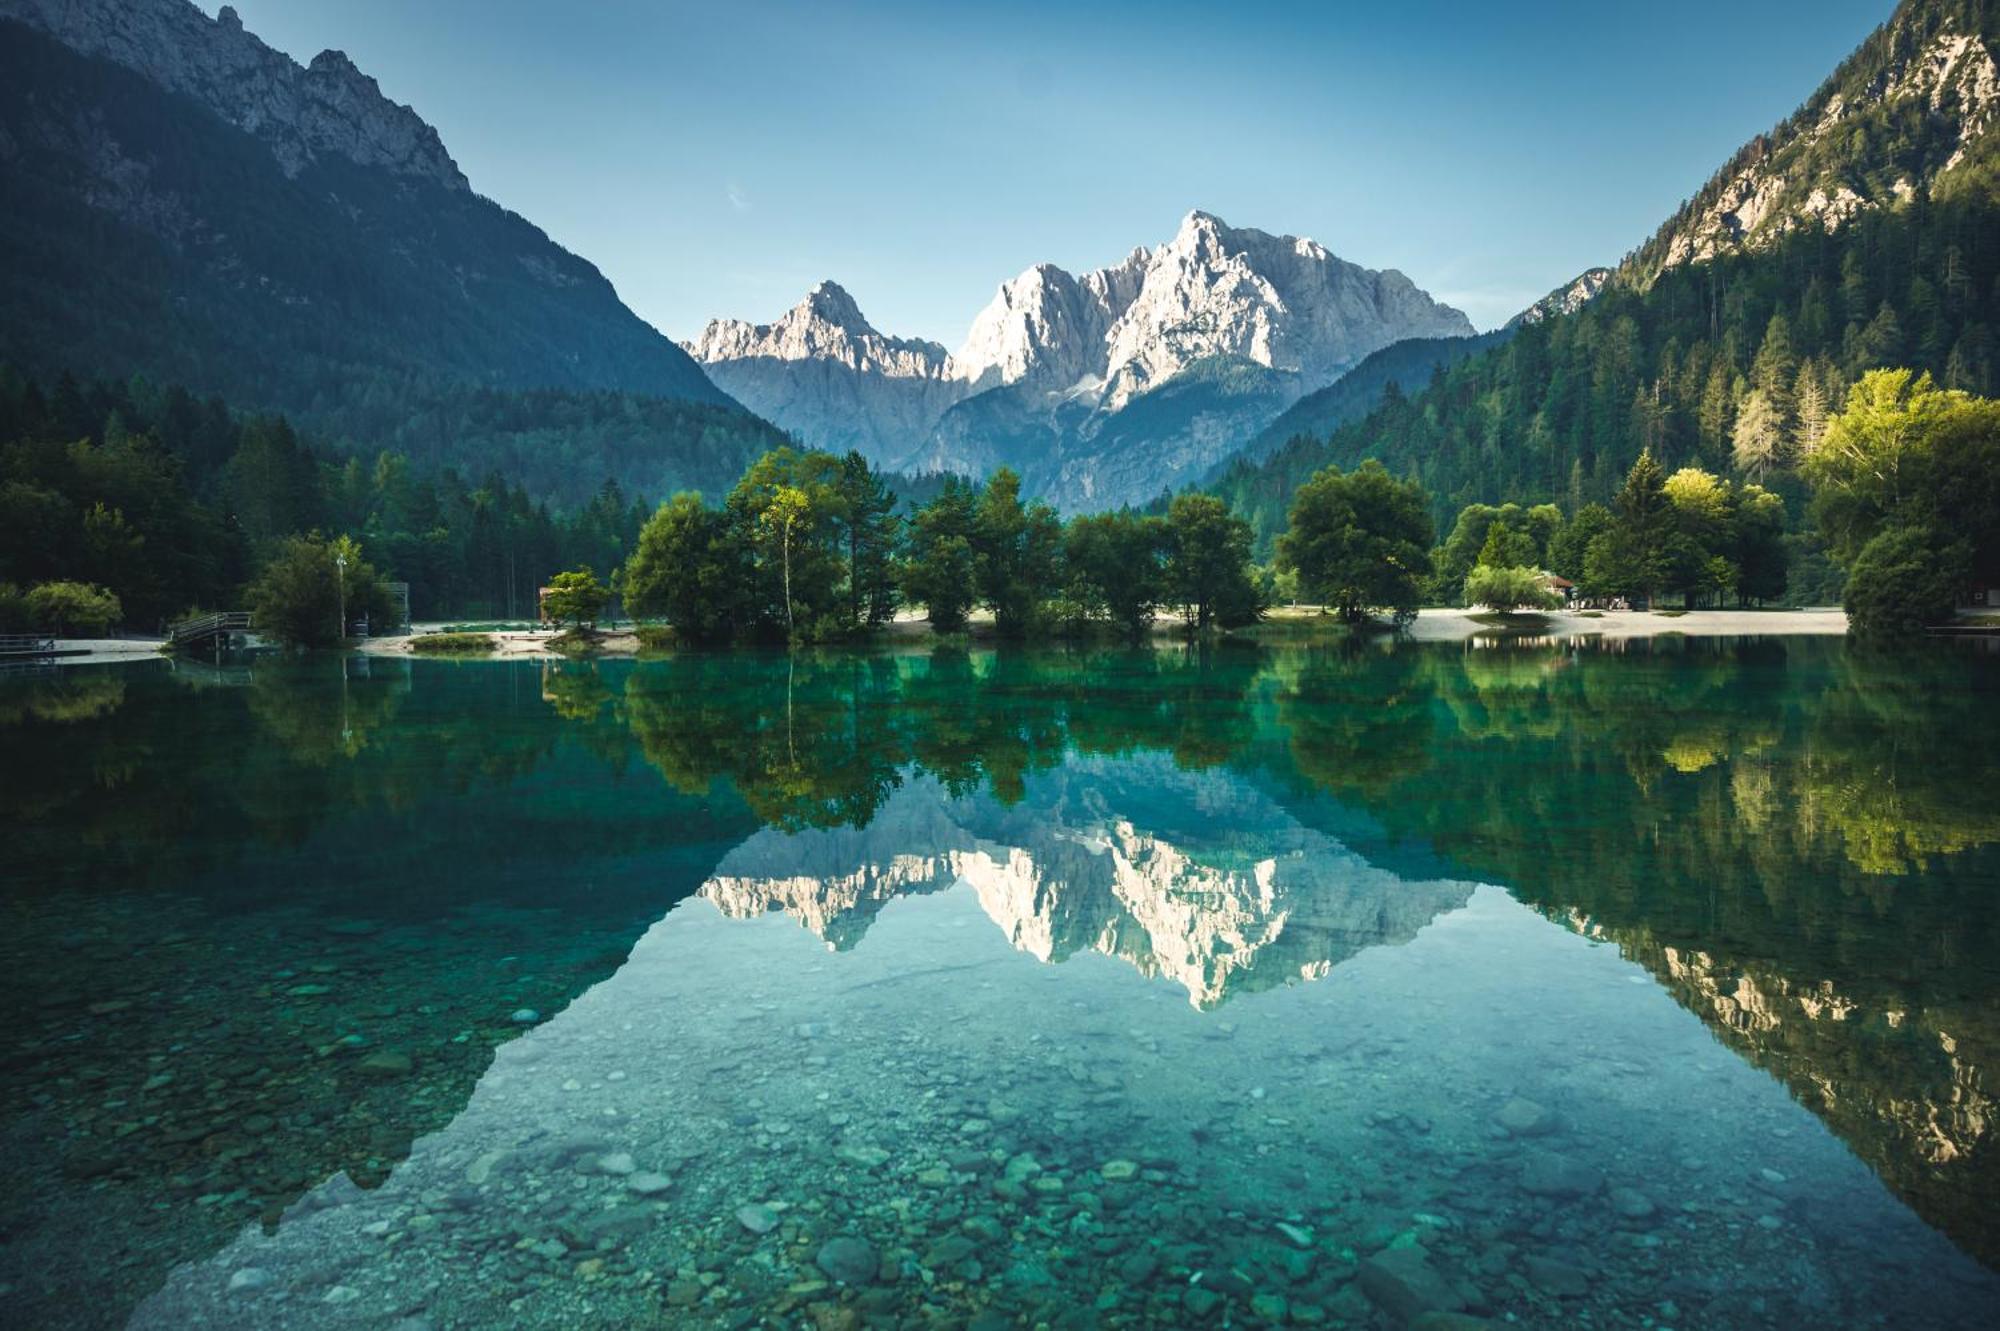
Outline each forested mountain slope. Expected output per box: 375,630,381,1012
0,3,785,505
1215,0,2000,545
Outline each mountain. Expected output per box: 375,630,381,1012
1214,0,2000,543
1505,267,1613,327
0,0,785,505
684,282,962,465
1218,331,1510,481
689,210,1473,509
1630,0,1999,282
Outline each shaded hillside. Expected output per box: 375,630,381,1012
0,10,784,505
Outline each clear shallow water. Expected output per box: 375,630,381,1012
1,639,1996,1329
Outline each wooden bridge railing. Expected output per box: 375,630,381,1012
167,611,253,648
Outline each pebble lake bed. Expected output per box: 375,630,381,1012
2,639,1996,1329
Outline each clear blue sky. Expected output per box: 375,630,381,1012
215,0,1891,341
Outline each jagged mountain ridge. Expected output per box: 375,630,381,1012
685,281,964,466
0,0,787,505
0,0,467,190
687,211,1473,509
1628,0,2000,282
700,758,1475,1009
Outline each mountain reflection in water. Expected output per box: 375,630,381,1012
0,637,1995,1329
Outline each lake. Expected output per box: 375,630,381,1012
1,637,1996,1329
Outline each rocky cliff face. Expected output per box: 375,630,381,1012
690,210,1471,506
1506,267,1612,328
1631,1,2000,281
1090,211,1472,409
0,0,467,189
685,282,966,465
700,760,1474,1008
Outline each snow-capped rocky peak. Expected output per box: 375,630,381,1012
684,282,965,467
685,281,952,379
953,259,1142,395
1097,209,1474,409
0,0,468,189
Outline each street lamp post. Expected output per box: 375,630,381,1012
335,550,348,644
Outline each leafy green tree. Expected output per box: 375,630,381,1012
1065,511,1167,640
247,534,393,646
1843,526,1968,635
1276,461,1434,624
971,468,1062,638
1434,503,1500,598
24,579,121,635
727,448,847,639
1662,466,1738,608
623,492,747,643
901,478,979,631
541,568,609,629
1165,493,1260,631
1804,370,2000,589
1476,520,1537,572
1464,565,1560,614
1735,484,1789,605
1731,388,1786,481
1611,449,1670,605
1547,503,1613,581
835,451,900,629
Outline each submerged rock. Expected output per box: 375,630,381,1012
735,1203,779,1234
816,1236,878,1285
356,1051,412,1079
1608,1186,1656,1220
1518,1152,1602,1198
1493,1097,1553,1137
626,1171,671,1196
1358,1248,1465,1322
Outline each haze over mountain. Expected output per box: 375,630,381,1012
689,210,1473,509
0,0,786,504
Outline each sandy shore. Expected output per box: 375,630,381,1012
37,636,170,664
1398,606,1849,640
353,606,1850,659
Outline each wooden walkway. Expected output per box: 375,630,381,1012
167,611,253,652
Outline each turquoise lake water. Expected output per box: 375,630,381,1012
1,638,1996,1329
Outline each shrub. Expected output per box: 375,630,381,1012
1843,525,1967,636
1463,565,1560,614
408,632,497,655
25,580,122,636
634,624,675,652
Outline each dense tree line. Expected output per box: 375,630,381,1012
1215,194,2000,561
0,367,652,629
622,450,1266,643
1430,455,1790,610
